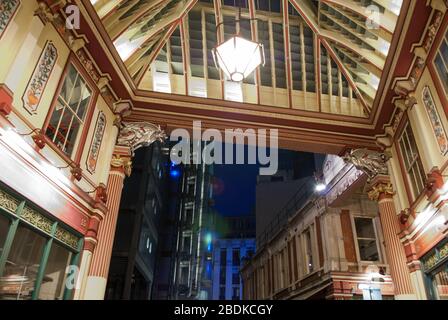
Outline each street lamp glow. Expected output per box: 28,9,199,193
212,36,265,82
315,183,327,192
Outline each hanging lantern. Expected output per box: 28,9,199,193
212,35,265,82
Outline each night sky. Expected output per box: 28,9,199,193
212,145,320,217
213,163,260,217
212,144,260,217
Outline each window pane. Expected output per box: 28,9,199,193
220,249,226,266
38,243,72,300
68,78,91,119
64,118,82,156
355,218,376,238
45,100,65,143
305,230,313,272
0,225,47,300
358,239,379,261
432,268,448,300
232,272,239,284
0,214,10,259
406,126,419,161
46,63,91,157
440,41,448,66
60,65,78,103
232,249,240,266
435,53,448,94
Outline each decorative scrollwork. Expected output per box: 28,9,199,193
21,206,53,234
55,225,79,249
0,189,19,214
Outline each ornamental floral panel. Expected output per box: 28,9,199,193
22,41,58,114
0,0,20,39
86,111,106,173
422,86,448,155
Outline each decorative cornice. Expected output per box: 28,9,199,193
368,182,394,202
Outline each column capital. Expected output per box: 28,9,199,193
367,176,394,201
110,146,133,177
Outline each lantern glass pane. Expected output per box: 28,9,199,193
215,36,263,81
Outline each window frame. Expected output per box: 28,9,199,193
42,55,99,165
303,227,314,274
0,185,83,300
352,215,382,263
395,118,427,204
428,17,448,115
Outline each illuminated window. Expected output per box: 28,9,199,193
354,217,380,262
45,63,92,157
398,123,426,199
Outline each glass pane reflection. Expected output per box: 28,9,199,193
0,226,46,300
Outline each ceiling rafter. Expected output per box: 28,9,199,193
282,0,293,108
108,0,169,41
134,21,180,84
102,0,141,29
321,39,371,115
321,0,396,34
125,28,165,75
122,0,198,65
213,0,225,99
288,0,385,70
248,0,261,105
321,1,392,42
287,0,392,113
180,16,189,95
93,0,127,19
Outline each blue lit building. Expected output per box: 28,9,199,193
212,215,256,300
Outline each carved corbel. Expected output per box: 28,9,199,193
97,76,110,90
117,122,167,155
342,148,389,180
69,37,86,53
430,0,447,12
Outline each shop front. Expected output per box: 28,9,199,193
0,184,83,300
0,113,102,300
421,239,448,300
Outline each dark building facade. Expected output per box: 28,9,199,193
105,142,169,300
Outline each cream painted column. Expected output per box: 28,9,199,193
368,177,416,299
82,146,132,300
